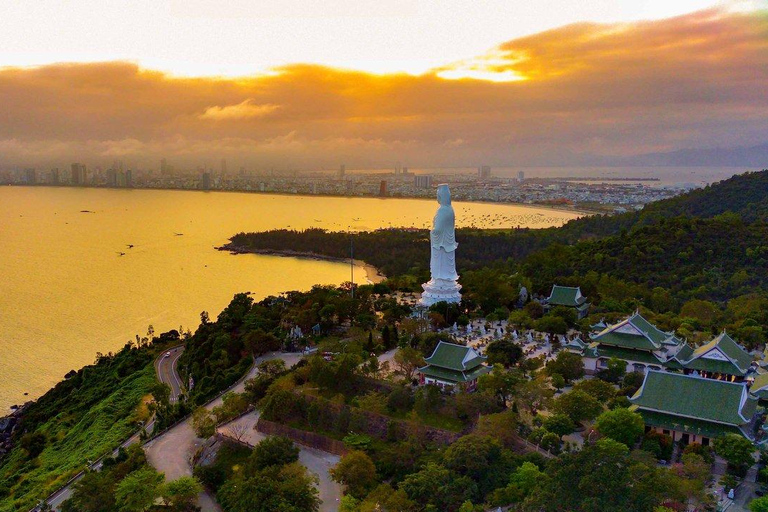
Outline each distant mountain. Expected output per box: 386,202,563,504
558,169,768,240
625,143,768,167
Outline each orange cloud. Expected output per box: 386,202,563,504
0,7,766,169
199,100,281,120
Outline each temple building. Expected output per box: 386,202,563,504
666,331,753,382
417,341,490,392
583,312,684,375
542,285,590,319
630,370,758,444
750,372,768,405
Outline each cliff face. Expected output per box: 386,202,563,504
0,404,29,460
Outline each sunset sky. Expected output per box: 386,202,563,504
1,1,767,169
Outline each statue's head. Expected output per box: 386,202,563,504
436,184,451,206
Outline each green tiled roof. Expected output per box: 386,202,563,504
750,372,768,399
592,344,664,366
630,371,756,426
423,341,485,371
592,331,659,351
631,408,748,439
674,345,694,361
683,358,748,377
591,312,682,351
670,332,753,377
565,337,586,350
418,363,490,383
547,285,586,307
690,332,752,372
629,313,671,345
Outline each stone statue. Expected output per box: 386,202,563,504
419,184,462,306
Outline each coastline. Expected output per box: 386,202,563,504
217,244,386,285
7,184,591,217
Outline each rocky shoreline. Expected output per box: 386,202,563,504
216,243,386,284
0,403,29,459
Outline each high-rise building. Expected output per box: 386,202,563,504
221,158,228,175
414,175,432,189
201,172,211,190
379,180,387,196
339,164,346,179
402,166,409,175
25,169,36,184
50,168,60,185
478,165,492,180
70,163,86,185
517,171,525,183
125,169,133,187
160,158,168,175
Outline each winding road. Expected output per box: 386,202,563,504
39,346,183,511
39,348,395,511
144,352,310,512
155,346,185,402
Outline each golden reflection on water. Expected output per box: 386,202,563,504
0,187,580,410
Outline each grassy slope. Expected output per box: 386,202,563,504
0,364,155,512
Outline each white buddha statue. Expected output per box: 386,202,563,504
419,184,462,306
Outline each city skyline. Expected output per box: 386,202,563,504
0,3,766,169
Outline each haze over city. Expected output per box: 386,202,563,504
1,1,767,169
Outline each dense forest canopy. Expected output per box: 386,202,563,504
227,169,768,307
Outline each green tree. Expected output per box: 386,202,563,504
443,434,503,482
161,476,203,512
573,378,616,403
750,496,768,512
534,315,568,335
20,431,47,459
514,376,554,414
680,299,720,327
543,413,575,438
218,463,320,512
62,470,117,512
527,438,670,512
243,329,281,355
553,390,602,424
249,436,300,472
485,339,523,367
714,434,755,472
509,462,545,498
114,467,164,512
393,347,425,381
545,351,584,383
331,450,378,498
478,365,522,404
489,461,547,506
474,410,518,448
597,357,627,383
357,484,417,512
593,408,644,447
400,463,478,511
212,392,249,423
191,407,216,438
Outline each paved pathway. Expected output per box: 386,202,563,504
144,352,304,512
218,412,342,512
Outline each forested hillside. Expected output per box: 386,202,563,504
227,170,768,304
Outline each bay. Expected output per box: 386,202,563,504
0,186,580,411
